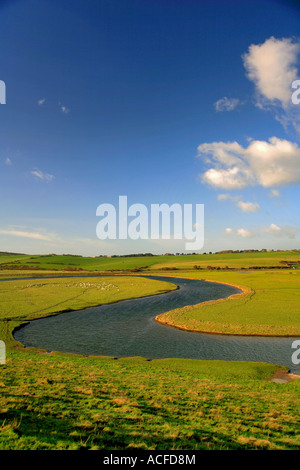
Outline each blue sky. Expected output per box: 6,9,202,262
0,0,300,255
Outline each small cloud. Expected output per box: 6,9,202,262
236,228,256,238
58,102,70,114
265,223,281,234
262,223,297,239
225,223,297,240
218,193,260,213
214,97,241,112
217,193,240,202
31,168,54,182
5,157,12,166
0,229,52,241
224,227,257,238
268,189,281,198
218,194,230,201
38,98,46,106
237,201,260,213
61,105,70,114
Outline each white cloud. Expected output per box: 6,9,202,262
264,223,281,234
31,168,54,182
237,201,260,213
268,189,281,198
59,103,70,114
198,137,300,190
262,223,297,239
214,97,240,112
217,193,240,202
202,166,252,190
225,227,256,238
243,36,300,133
246,137,300,187
236,228,256,238
243,36,300,108
225,223,297,240
5,157,12,166
218,193,260,212
0,229,52,241
38,98,71,115
61,106,70,114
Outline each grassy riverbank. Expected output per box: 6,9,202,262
155,270,300,336
0,276,177,349
1,351,299,450
0,251,300,450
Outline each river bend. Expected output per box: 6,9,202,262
13,275,300,372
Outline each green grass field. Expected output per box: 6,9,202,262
1,250,300,273
155,270,300,336
0,352,299,450
0,251,299,450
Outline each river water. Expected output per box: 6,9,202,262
12,275,300,373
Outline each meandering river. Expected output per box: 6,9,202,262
12,275,300,373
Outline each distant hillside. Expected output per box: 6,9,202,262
0,250,299,272
0,251,26,256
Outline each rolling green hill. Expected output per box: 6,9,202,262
0,250,299,274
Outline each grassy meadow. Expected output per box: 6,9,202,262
155,270,300,336
1,249,300,273
0,250,300,450
0,352,299,450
